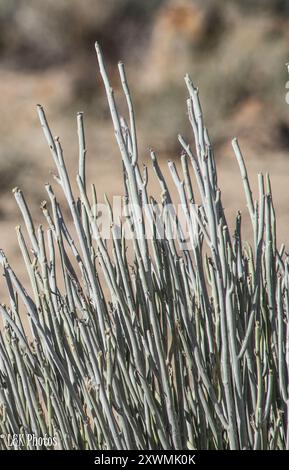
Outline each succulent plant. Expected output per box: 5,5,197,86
0,43,288,450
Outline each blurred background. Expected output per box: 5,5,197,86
1,0,289,288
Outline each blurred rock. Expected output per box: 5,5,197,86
141,0,223,90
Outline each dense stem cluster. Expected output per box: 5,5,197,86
0,44,288,449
